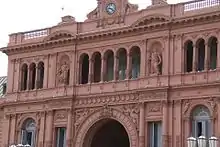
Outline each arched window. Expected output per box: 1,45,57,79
37,62,44,89
117,48,127,80
130,46,140,79
79,53,89,84
104,50,114,82
29,63,36,90
208,37,218,70
92,52,102,83
191,105,211,138
196,39,205,72
184,40,193,72
21,64,28,91
21,118,36,147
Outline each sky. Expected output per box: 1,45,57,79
0,0,188,77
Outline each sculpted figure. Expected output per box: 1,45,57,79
57,61,69,85
150,52,162,75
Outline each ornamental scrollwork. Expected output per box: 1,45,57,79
121,104,139,129
74,108,96,130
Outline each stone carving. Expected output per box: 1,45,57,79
54,111,67,121
147,102,162,113
100,104,113,118
150,51,162,75
207,98,216,111
57,61,69,85
122,104,139,127
75,93,139,106
138,92,167,102
74,108,96,129
183,100,190,114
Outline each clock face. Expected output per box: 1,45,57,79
106,3,116,15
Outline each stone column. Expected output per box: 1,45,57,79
26,66,30,90
43,56,49,88
3,115,10,147
114,55,118,81
69,51,75,86
13,59,21,92
192,44,198,72
77,60,81,84
9,114,16,145
101,57,105,82
184,117,191,143
45,111,53,147
205,41,210,71
139,103,145,147
140,40,146,77
39,112,45,147
162,101,168,147
35,66,39,89
126,53,131,79
217,40,220,70
88,58,93,83
174,100,182,147
48,53,57,88
66,109,72,147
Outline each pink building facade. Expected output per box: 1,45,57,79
1,0,220,147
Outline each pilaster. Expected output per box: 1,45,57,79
139,102,145,147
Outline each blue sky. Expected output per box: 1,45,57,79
0,0,187,76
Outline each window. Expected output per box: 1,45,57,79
191,105,211,138
56,127,66,147
2,83,6,95
148,121,162,147
21,119,36,147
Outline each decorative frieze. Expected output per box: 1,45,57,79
74,93,139,106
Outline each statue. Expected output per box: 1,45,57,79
150,52,162,75
57,62,69,85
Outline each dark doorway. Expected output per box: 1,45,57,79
85,119,130,147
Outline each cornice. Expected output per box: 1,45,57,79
1,12,220,55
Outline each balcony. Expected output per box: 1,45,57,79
183,0,220,12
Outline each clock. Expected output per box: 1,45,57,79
106,3,116,15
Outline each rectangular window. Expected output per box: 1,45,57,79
56,127,66,147
2,83,6,95
148,121,162,147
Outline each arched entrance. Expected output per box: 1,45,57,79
83,118,130,147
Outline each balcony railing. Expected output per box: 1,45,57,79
184,0,220,12
23,29,49,40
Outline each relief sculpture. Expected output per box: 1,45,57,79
122,104,139,128
150,51,162,75
57,61,69,85
74,108,96,130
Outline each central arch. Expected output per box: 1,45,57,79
74,107,138,147
83,118,130,147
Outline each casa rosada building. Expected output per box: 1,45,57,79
1,0,220,147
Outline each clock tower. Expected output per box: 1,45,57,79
86,0,138,28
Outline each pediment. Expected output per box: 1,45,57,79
44,30,75,41
131,14,171,27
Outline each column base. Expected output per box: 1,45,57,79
139,136,145,147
